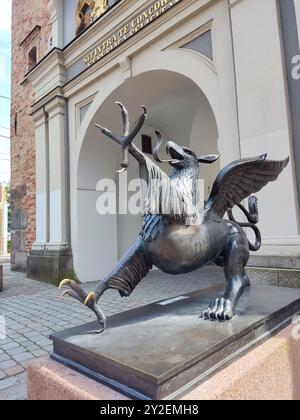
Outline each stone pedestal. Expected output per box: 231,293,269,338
27,249,73,286
49,284,300,399
28,323,300,400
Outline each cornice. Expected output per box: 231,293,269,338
31,87,65,115
29,0,217,104
64,0,210,92
26,48,65,81
27,49,66,102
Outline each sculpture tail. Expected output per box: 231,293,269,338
228,196,262,252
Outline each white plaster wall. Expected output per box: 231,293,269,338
77,190,118,281
46,101,68,246
65,0,240,282
34,117,49,246
74,70,220,281
231,0,300,243
76,114,120,280
30,0,300,279
190,106,220,198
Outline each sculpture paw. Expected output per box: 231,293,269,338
59,280,107,333
202,298,235,322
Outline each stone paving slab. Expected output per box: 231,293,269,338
0,264,223,400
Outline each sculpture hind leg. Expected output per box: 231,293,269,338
59,239,152,333
203,226,250,321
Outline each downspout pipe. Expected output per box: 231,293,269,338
227,0,242,159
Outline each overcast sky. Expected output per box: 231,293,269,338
0,1,12,183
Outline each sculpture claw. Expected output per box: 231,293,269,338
59,279,78,290
117,167,127,174
61,290,70,298
58,280,107,333
203,297,235,322
84,292,96,306
115,101,125,110
94,124,114,138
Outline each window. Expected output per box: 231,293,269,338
142,135,153,155
76,1,107,35
76,1,121,36
28,47,37,71
20,26,41,77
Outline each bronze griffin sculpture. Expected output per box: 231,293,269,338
60,103,289,333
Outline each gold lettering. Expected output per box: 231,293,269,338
154,1,161,11
83,0,182,67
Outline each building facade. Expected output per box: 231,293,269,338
11,0,300,284
11,0,51,271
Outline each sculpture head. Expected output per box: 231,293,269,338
94,102,220,175
153,131,220,173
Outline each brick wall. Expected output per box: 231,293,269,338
11,0,51,271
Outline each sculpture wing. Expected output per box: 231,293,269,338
205,154,289,220
139,155,199,223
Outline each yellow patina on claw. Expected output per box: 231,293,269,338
84,292,96,306
59,279,76,290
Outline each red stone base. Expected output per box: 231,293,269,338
28,324,300,400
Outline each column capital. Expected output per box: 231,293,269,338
45,95,66,118
31,107,47,127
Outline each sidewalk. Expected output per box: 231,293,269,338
0,264,223,400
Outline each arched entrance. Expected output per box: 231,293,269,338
75,70,220,282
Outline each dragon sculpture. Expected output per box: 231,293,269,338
60,103,289,333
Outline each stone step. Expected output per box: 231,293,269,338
247,266,300,288
248,255,300,270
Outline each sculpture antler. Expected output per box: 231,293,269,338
95,102,147,173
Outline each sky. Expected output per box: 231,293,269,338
0,0,12,183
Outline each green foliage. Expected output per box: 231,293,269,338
4,184,11,233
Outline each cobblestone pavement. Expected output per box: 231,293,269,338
0,264,223,400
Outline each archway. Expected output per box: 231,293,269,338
75,70,219,282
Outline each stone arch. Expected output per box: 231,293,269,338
72,50,229,282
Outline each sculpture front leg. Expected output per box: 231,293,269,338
60,240,152,333
203,226,250,322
